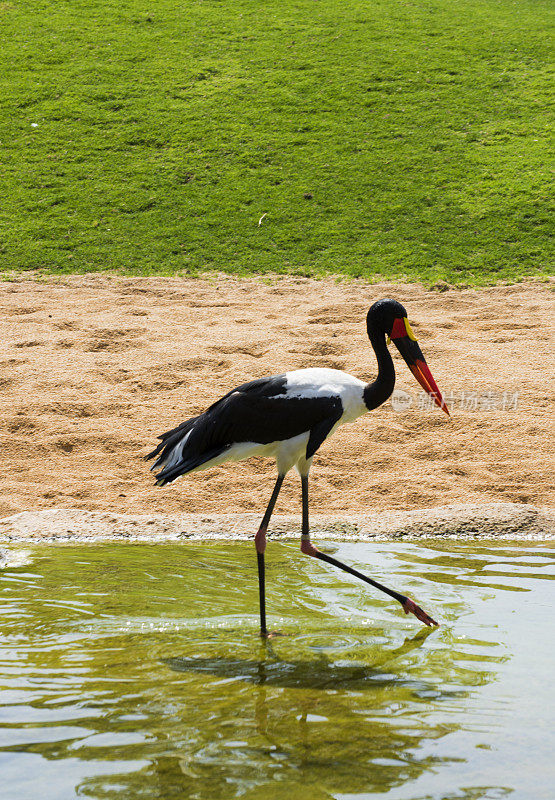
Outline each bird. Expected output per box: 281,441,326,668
147,298,450,636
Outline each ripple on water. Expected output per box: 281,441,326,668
0,540,553,800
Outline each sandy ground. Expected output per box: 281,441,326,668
1,274,554,539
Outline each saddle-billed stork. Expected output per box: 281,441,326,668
147,298,450,635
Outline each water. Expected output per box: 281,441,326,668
0,540,553,800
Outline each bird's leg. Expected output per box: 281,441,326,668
255,474,285,637
300,474,319,557
299,475,438,627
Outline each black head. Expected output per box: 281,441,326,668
366,298,408,339
366,297,450,415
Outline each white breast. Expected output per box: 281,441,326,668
284,368,367,423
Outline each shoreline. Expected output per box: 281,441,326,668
1,503,553,545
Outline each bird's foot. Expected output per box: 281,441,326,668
260,630,284,639
402,597,439,627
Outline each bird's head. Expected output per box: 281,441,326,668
367,299,450,415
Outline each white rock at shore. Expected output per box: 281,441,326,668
0,503,553,543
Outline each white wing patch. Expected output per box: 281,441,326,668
284,368,367,423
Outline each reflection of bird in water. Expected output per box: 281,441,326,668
148,299,449,635
164,627,434,690
171,628,442,793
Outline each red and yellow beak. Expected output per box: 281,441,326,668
388,317,450,416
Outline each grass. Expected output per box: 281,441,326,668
0,0,552,285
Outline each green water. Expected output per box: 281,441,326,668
0,540,553,800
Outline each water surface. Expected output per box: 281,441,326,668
1,540,553,799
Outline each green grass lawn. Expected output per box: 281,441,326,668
0,0,552,284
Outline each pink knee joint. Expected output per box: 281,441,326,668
300,538,319,557
255,528,267,554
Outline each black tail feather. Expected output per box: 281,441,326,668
146,414,228,486
145,417,199,463
154,447,228,486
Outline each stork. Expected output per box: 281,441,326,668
147,299,450,635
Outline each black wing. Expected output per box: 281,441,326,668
147,374,343,485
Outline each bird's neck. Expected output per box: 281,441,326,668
363,333,395,411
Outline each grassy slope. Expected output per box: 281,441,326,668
0,0,552,284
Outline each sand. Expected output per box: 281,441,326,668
1,274,554,540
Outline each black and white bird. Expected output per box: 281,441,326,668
147,298,450,635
